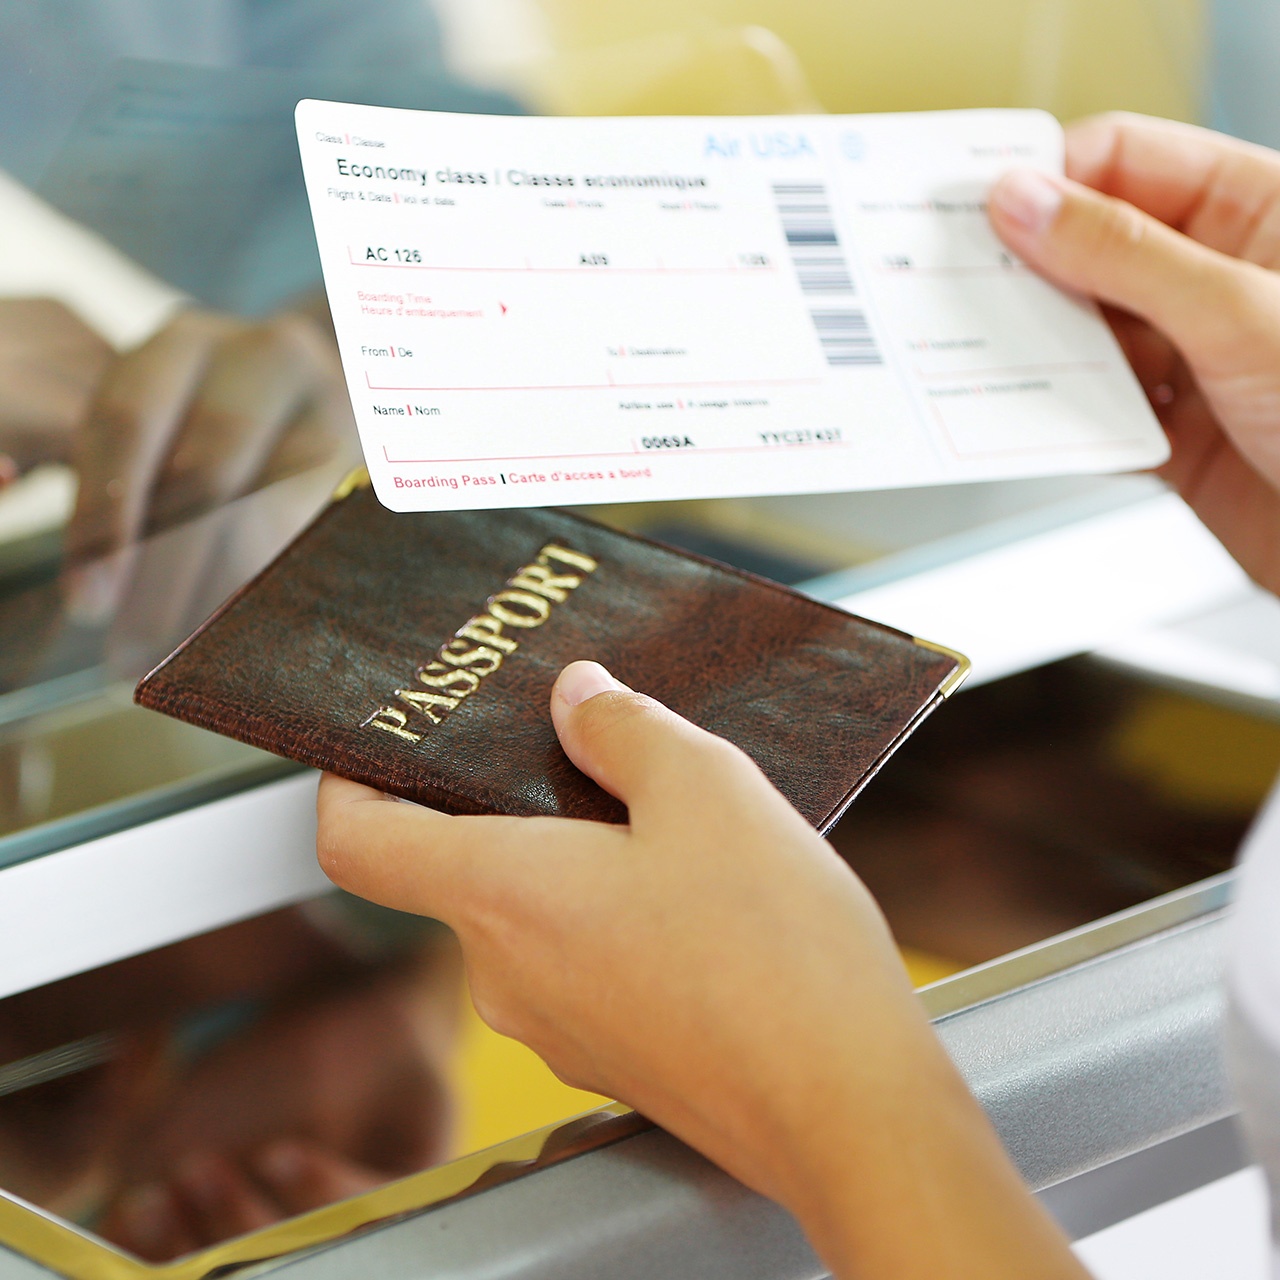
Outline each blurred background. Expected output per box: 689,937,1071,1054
435,0,1203,122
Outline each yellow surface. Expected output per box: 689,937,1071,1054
448,946,963,1154
1109,690,1280,816
533,0,1204,123
901,945,966,987
527,24,817,117
450,997,609,1156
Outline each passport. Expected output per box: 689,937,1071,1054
134,472,967,832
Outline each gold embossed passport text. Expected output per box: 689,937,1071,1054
135,485,967,832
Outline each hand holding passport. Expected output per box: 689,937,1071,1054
135,471,966,830
130,466,973,1258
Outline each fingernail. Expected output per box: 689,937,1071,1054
255,1140,304,1186
115,1183,170,1252
556,660,625,707
991,168,1064,235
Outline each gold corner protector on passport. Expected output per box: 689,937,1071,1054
332,466,372,500
913,637,971,698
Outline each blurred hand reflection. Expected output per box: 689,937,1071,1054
0,297,357,690
59,303,355,621
103,1141,386,1262
100,959,460,1261
0,299,113,483
0,908,462,1264
0,300,352,530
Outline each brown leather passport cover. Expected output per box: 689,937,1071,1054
135,477,967,833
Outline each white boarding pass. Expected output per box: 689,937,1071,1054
295,103,1167,511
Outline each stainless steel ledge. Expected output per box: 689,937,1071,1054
935,904,1231,1189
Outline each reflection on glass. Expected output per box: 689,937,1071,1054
828,657,1280,970
0,898,605,1266
0,463,349,864
0,902,455,1261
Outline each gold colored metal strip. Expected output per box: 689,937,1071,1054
912,637,971,698
331,466,372,500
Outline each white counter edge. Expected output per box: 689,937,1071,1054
0,772,327,1000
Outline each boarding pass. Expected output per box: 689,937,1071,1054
295,102,1167,511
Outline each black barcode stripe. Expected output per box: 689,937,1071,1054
771,180,882,366
808,311,873,326
811,311,881,365
785,229,840,245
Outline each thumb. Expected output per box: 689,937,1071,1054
549,661,750,818
988,167,1273,369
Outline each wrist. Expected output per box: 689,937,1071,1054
767,1024,1084,1280
721,937,940,1211
766,990,952,1209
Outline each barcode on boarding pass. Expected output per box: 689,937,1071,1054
772,182,882,367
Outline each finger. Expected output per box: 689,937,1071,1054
170,1150,280,1242
101,1182,199,1263
67,310,234,563
988,168,1280,375
251,402,349,491
145,315,344,533
548,661,771,825
1101,308,1210,430
315,774,526,920
316,771,622,923
1065,113,1280,264
252,1139,383,1213
0,299,112,467
1101,309,1176,391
